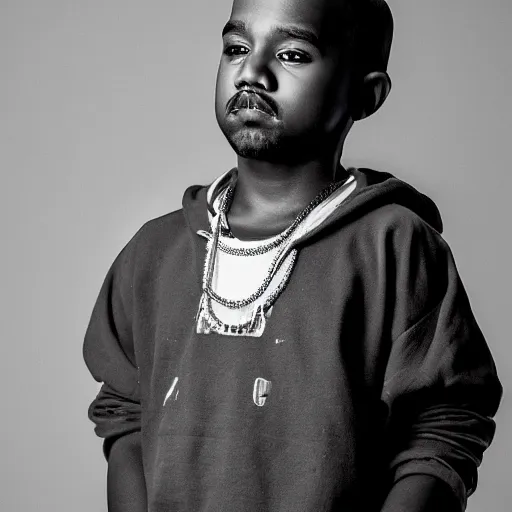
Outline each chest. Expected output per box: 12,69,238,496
132,234,392,424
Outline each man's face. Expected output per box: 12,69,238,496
215,0,355,163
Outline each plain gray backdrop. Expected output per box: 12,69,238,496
1,0,511,510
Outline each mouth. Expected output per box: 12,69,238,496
227,91,277,118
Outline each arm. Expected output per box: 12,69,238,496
379,220,502,511
108,432,147,512
83,228,147,510
381,475,459,512
88,383,147,512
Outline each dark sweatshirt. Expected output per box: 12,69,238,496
83,168,502,512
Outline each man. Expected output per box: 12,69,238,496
84,0,502,510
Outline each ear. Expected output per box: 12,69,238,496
351,71,392,121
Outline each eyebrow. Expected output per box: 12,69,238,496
221,20,323,52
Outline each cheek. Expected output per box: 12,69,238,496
215,63,236,110
279,75,337,125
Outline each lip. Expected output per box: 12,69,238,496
231,108,274,120
227,90,277,118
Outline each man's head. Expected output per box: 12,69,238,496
215,0,394,164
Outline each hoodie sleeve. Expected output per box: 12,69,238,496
83,227,144,460
381,215,502,511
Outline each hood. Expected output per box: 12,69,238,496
182,167,443,244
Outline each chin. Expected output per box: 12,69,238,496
218,117,327,163
224,127,282,160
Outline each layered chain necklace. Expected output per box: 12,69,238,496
196,177,348,337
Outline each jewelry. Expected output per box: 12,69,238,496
196,176,347,335
216,179,345,256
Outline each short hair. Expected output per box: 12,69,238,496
344,0,394,77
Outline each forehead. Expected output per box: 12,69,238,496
228,0,349,37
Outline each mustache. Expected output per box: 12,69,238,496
226,89,278,117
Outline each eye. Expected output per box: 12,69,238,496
223,44,249,58
277,50,312,64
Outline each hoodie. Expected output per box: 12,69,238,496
83,168,502,512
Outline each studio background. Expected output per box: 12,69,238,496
1,0,510,510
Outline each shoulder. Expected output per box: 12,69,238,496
355,202,443,241
376,203,442,235
137,183,208,245
350,203,452,269
140,208,188,242
123,208,188,264
347,167,444,239
109,207,188,273
112,182,209,269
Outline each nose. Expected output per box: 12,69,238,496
235,51,276,91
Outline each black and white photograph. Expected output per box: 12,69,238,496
1,1,510,511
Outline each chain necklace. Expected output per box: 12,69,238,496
215,179,345,257
202,250,297,335
197,176,348,335
205,244,297,309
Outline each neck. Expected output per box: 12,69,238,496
225,144,348,240
237,159,333,201
232,145,346,213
